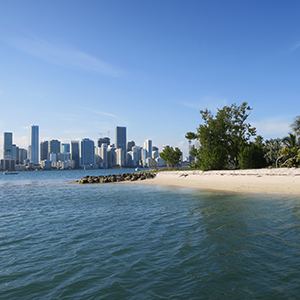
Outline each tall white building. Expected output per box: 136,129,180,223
28,125,39,164
142,148,147,167
144,139,153,159
132,145,142,166
100,143,108,168
116,148,125,167
95,143,108,168
107,146,116,168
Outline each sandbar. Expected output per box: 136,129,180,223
140,168,300,195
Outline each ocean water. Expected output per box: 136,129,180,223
1,169,300,299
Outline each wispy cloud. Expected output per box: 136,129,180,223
5,36,123,77
290,42,300,52
55,113,85,122
182,97,228,112
80,107,118,118
252,117,291,137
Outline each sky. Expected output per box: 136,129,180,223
1,0,300,158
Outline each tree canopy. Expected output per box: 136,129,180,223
159,146,182,168
186,102,258,170
185,102,300,170
276,132,300,168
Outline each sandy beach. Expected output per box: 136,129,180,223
141,168,300,195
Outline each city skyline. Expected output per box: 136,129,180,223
1,1,300,159
1,124,163,159
1,124,169,170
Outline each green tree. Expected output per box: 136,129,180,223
186,102,256,170
276,132,300,168
238,142,267,169
263,138,282,167
282,132,298,148
160,147,182,168
277,146,300,168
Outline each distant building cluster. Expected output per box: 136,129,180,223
1,125,190,171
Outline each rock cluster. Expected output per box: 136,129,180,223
77,172,156,184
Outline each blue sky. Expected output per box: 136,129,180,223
1,0,300,158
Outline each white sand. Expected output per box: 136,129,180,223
140,168,300,195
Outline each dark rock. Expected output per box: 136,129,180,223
78,172,157,184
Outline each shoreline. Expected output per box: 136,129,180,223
139,168,300,195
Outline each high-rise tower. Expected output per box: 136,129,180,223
28,125,39,164
70,141,80,168
40,141,49,162
48,140,61,155
144,139,153,159
80,138,95,166
3,132,13,158
115,126,126,151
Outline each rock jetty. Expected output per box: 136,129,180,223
77,172,156,184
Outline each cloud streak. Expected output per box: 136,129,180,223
252,117,291,137
80,107,118,118
182,97,228,112
290,42,300,52
5,36,123,77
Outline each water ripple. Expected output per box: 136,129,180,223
1,175,300,299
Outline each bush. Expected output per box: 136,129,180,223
238,143,267,169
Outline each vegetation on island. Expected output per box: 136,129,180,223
159,146,182,168
186,102,300,170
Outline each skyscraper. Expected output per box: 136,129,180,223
80,138,95,166
28,125,39,164
48,140,61,155
116,148,125,167
107,146,116,168
61,143,71,162
11,145,19,163
3,132,13,158
100,144,108,169
115,126,126,150
40,141,49,162
115,126,126,165
144,139,153,159
19,148,27,164
132,145,142,166
70,141,80,168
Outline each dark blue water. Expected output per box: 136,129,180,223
1,170,300,299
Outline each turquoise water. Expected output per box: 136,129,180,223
1,170,300,299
